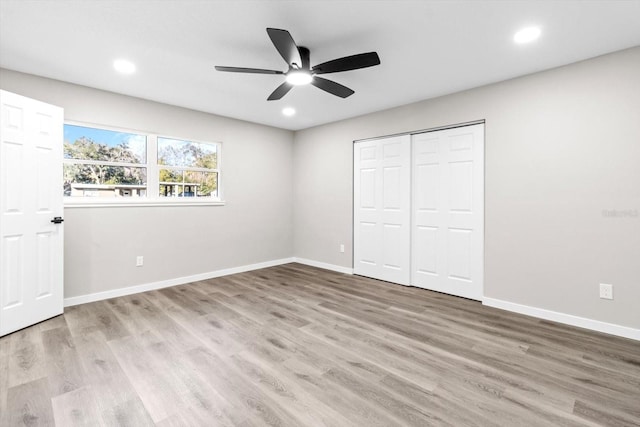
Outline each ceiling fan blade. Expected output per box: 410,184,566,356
311,77,354,98
312,52,380,74
267,81,294,101
215,66,283,74
267,28,303,68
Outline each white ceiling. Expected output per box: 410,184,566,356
1,1,639,131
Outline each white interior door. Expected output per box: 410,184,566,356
353,135,411,285
411,124,484,300
1,90,64,336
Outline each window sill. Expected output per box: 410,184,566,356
64,198,226,208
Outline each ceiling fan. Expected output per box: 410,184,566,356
215,28,381,101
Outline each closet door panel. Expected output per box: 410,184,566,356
354,136,410,285
412,124,484,300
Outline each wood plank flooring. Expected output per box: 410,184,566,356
1,263,639,426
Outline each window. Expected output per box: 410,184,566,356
64,124,148,198
63,123,222,205
158,137,218,198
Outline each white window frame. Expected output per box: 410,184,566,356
63,121,224,208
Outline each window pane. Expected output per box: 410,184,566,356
158,137,217,169
64,164,147,197
159,169,218,198
64,124,146,164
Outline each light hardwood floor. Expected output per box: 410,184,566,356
1,263,639,426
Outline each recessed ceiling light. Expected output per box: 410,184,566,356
282,107,296,116
286,71,313,86
514,26,541,44
113,59,136,74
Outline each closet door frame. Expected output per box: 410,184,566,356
352,120,484,300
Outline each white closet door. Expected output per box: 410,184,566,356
411,124,484,300
354,135,411,285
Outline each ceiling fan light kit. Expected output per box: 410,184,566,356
215,28,380,100
286,71,313,86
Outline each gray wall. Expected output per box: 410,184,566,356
1,69,294,299
293,47,640,329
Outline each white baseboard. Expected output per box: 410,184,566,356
483,297,639,341
293,257,353,275
64,259,637,341
64,257,295,307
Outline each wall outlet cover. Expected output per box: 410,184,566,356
599,283,613,300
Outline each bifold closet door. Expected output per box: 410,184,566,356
411,124,484,300
353,135,410,285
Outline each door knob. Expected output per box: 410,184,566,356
51,217,64,224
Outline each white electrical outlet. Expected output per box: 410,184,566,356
599,283,613,300
340,244,345,253
136,256,144,267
